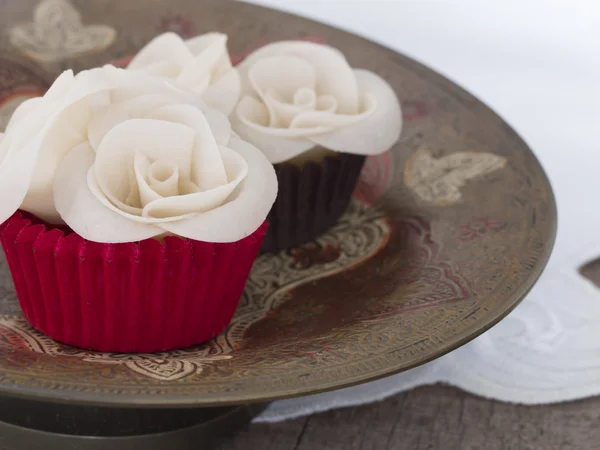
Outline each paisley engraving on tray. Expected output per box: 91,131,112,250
9,0,116,63
0,317,231,381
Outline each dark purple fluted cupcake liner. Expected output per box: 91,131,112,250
261,152,366,253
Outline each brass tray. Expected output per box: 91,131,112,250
0,0,555,410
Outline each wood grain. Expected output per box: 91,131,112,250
215,386,600,450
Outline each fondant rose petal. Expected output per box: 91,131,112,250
124,164,141,208
201,67,241,116
21,68,127,223
87,105,129,152
177,33,228,88
108,68,195,104
96,162,143,217
5,97,44,134
289,100,371,129
147,159,180,198
248,56,317,128
54,143,163,243
0,133,6,159
133,150,161,207
25,108,114,222
42,69,75,103
130,60,181,78
239,41,359,113
232,96,317,164
57,66,120,109
88,167,191,225
0,131,41,225
88,94,177,150
197,106,232,146
159,138,277,242
235,95,268,126
316,94,338,113
309,70,402,155
185,32,229,60
236,95,331,137
248,55,316,103
94,119,195,203
88,91,111,112
17,68,149,222
264,87,317,128
127,32,193,71
146,104,227,190
142,146,246,219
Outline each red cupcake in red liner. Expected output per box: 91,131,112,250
0,66,277,353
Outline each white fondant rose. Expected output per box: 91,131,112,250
0,66,277,243
127,32,240,116
230,41,403,164
0,68,121,224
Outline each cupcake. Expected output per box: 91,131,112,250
230,41,403,252
0,66,277,353
126,32,240,116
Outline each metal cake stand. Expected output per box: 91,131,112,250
0,0,556,448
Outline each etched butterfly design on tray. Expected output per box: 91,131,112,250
405,146,507,205
9,0,116,63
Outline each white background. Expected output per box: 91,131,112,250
242,0,600,422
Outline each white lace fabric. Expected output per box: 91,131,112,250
246,0,600,422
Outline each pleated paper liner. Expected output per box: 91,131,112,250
0,212,267,353
261,152,367,253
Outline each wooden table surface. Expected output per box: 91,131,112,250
215,386,599,450
214,264,600,450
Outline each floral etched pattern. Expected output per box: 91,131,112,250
9,0,116,63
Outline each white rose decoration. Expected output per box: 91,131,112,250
127,32,240,116
230,41,403,164
0,66,277,243
0,68,121,225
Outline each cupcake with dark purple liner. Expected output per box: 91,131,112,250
230,41,403,252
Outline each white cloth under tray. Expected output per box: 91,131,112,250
242,0,600,422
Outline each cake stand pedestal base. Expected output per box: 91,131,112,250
0,396,265,450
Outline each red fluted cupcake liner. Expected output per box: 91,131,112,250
0,212,267,353
261,152,366,253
